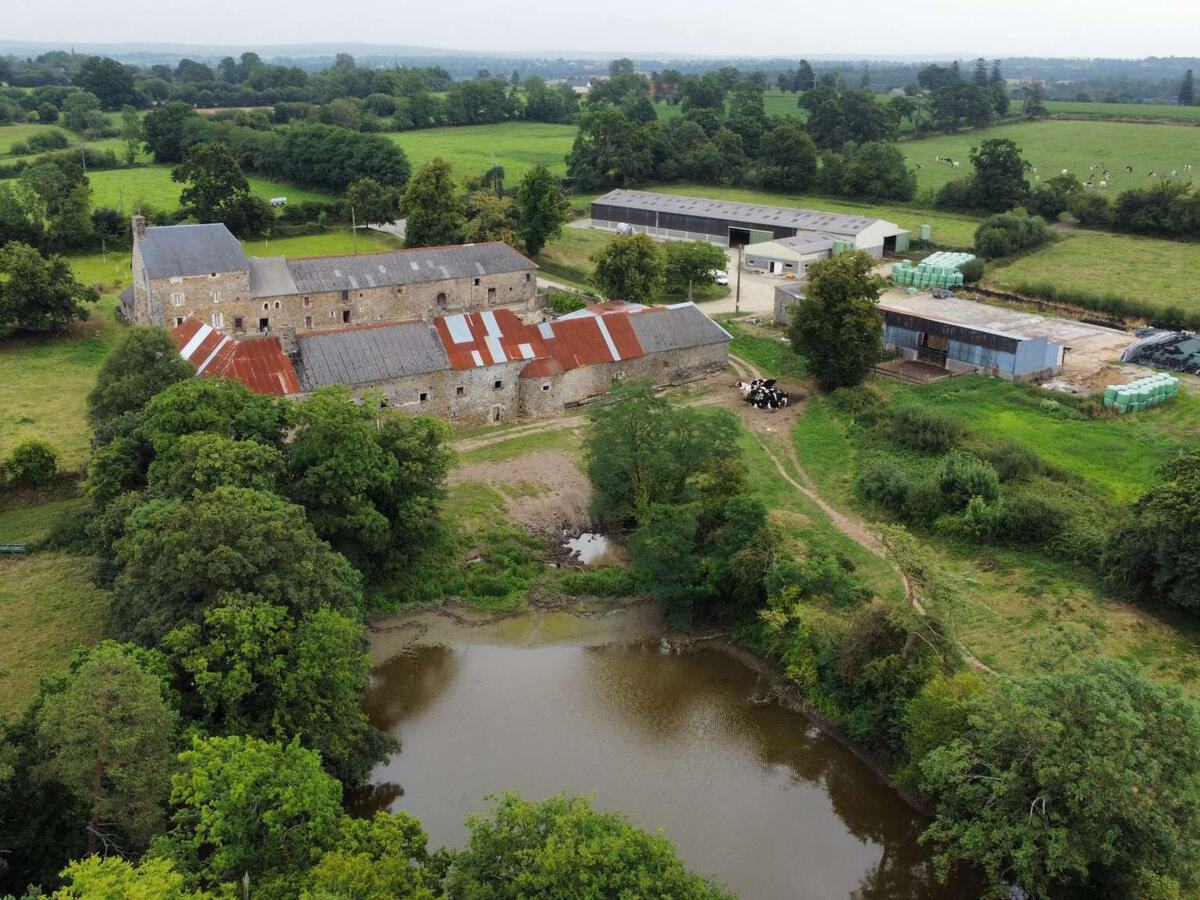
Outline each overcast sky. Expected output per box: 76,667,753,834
7,0,1199,58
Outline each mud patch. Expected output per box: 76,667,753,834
450,449,592,534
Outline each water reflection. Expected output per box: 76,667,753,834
358,639,977,899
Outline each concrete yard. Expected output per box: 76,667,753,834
879,291,1136,387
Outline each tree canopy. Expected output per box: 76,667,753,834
786,251,886,390
401,158,463,248
589,233,665,303
0,240,97,337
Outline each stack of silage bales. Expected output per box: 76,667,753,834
1102,373,1180,414
891,252,976,290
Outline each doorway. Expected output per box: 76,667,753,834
491,405,502,422
917,332,949,367
729,227,751,248
258,317,269,332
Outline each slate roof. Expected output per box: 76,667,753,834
138,224,247,279
248,257,299,298
172,319,300,395
627,303,733,353
294,321,451,390
276,242,536,296
592,189,900,237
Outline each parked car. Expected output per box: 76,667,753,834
712,269,729,285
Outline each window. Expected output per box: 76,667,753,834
541,384,550,392
304,315,312,328
456,386,465,396
524,273,531,282
273,301,281,310
474,277,480,286
342,310,351,324
487,287,497,304
210,272,218,278
174,316,184,327
263,302,269,311
212,311,224,329
303,296,311,307
234,316,244,332
419,392,428,402
171,292,185,307
211,290,221,303
493,379,502,389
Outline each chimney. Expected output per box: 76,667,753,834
131,215,146,240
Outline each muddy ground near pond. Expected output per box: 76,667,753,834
449,449,592,534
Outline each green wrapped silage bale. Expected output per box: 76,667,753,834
1103,386,1120,407
1115,390,1132,414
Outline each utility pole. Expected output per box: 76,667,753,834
351,206,358,253
80,143,86,175
735,245,743,315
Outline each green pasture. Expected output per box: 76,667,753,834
390,122,577,184
786,382,1200,689
901,120,1200,200
1046,101,1200,123
87,166,336,214
986,230,1200,314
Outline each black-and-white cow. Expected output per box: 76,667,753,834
736,381,789,410
734,378,776,399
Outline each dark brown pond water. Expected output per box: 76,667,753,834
358,614,976,899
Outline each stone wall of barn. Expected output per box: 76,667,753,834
339,361,526,427
143,267,535,335
299,341,729,428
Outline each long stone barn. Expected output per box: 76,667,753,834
123,218,539,334
171,302,732,424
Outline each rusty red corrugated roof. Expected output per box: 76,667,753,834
172,318,300,396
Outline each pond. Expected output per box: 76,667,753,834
358,606,975,899
563,531,617,565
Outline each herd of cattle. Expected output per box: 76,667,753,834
735,378,791,410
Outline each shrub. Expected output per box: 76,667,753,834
27,129,70,152
548,292,586,315
934,177,975,211
998,491,1067,543
555,566,641,597
829,384,885,420
978,440,1044,482
958,258,984,284
937,452,1000,511
2,438,59,487
973,212,1054,260
890,405,964,454
857,457,914,512
1070,192,1113,228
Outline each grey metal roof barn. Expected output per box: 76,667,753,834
247,257,299,298
273,242,536,296
294,321,451,390
628,302,733,353
592,190,887,237
138,224,247,278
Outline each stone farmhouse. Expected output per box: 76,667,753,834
124,217,538,334
172,302,732,425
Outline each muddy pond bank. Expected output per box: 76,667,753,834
360,602,976,899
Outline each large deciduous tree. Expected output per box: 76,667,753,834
1105,449,1200,611
344,176,399,227
919,658,1200,898
0,240,98,337
401,157,463,248
109,486,362,644
142,102,203,163
159,735,343,892
512,164,569,256
786,250,886,390
968,137,1031,212
664,239,728,301
445,793,734,899
74,57,136,109
589,232,665,303
171,142,257,229
37,643,178,856
566,107,658,190
305,812,442,900
753,119,818,191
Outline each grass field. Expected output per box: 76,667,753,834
87,166,336,214
985,230,1200,314
902,120,1200,200
1046,101,1200,123
0,552,108,716
390,122,577,184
